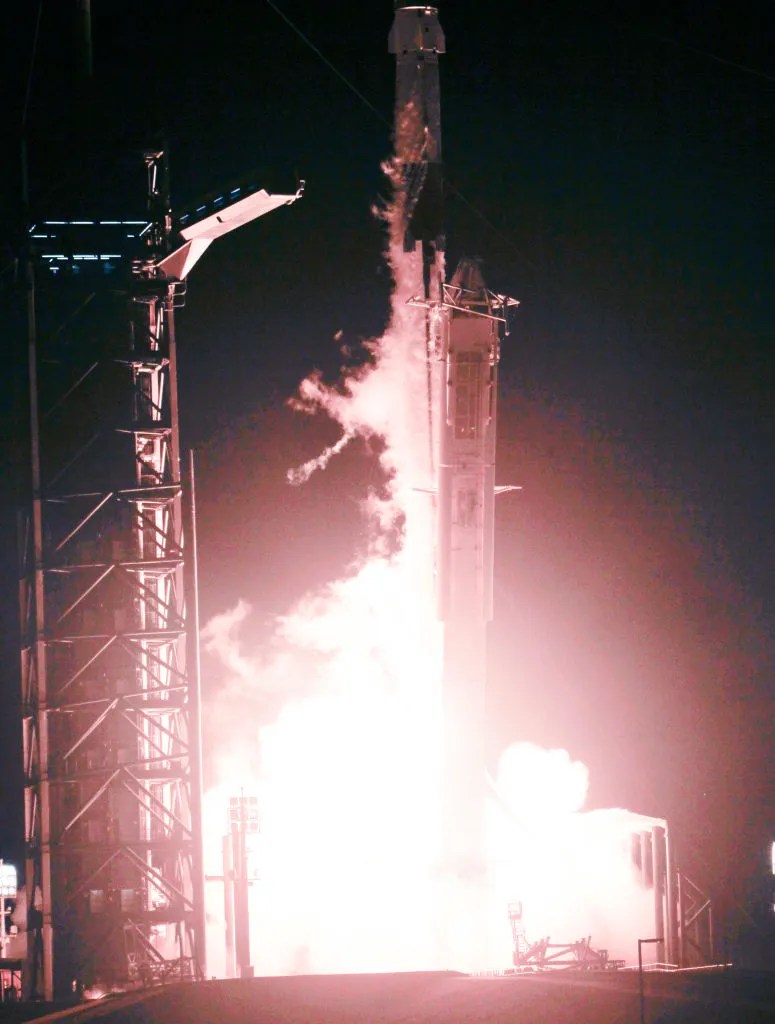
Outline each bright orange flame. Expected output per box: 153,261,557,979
202,547,446,974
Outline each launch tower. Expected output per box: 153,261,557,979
19,152,300,998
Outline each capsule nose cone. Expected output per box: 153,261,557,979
389,4,446,56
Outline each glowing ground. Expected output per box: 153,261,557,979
3,971,774,1024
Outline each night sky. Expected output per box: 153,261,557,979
1,1,773,959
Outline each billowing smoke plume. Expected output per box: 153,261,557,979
201,154,663,975
201,162,449,974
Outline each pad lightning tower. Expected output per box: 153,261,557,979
19,151,301,999
390,2,517,966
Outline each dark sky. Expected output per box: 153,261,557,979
1,0,773,954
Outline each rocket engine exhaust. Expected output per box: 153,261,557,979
200,2,687,982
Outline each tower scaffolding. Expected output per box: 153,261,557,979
19,152,301,1000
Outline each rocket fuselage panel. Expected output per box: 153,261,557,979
389,4,445,253
436,269,502,873
389,3,445,159
435,259,519,707
438,306,499,626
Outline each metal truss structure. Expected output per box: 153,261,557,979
225,794,259,979
514,939,624,973
19,153,301,1000
505,824,714,973
506,900,623,973
631,823,714,968
676,872,714,967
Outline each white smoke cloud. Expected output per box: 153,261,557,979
201,599,254,679
285,427,356,487
200,175,449,972
496,742,589,822
200,137,664,976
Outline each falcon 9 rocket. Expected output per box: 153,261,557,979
389,2,518,964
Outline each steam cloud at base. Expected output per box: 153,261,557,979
199,174,661,974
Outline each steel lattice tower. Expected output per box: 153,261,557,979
19,152,200,999
19,152,301,999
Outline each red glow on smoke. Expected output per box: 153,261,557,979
198,181,668,974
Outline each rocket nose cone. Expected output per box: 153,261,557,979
389,4,446,56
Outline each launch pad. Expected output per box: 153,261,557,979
19,149,300,998
1,970,771,1024
13,0,718,996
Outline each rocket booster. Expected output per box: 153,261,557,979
389,4,518,964
435,259,516,881
389,3,445,277
437,259,502,628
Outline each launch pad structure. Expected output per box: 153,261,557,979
19,146,301,998
13,0,717,997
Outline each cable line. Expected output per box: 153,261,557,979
264,0,538,280
265,0,392,128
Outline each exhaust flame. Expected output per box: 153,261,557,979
201,172,663,976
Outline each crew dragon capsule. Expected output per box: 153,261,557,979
389,2,445,297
